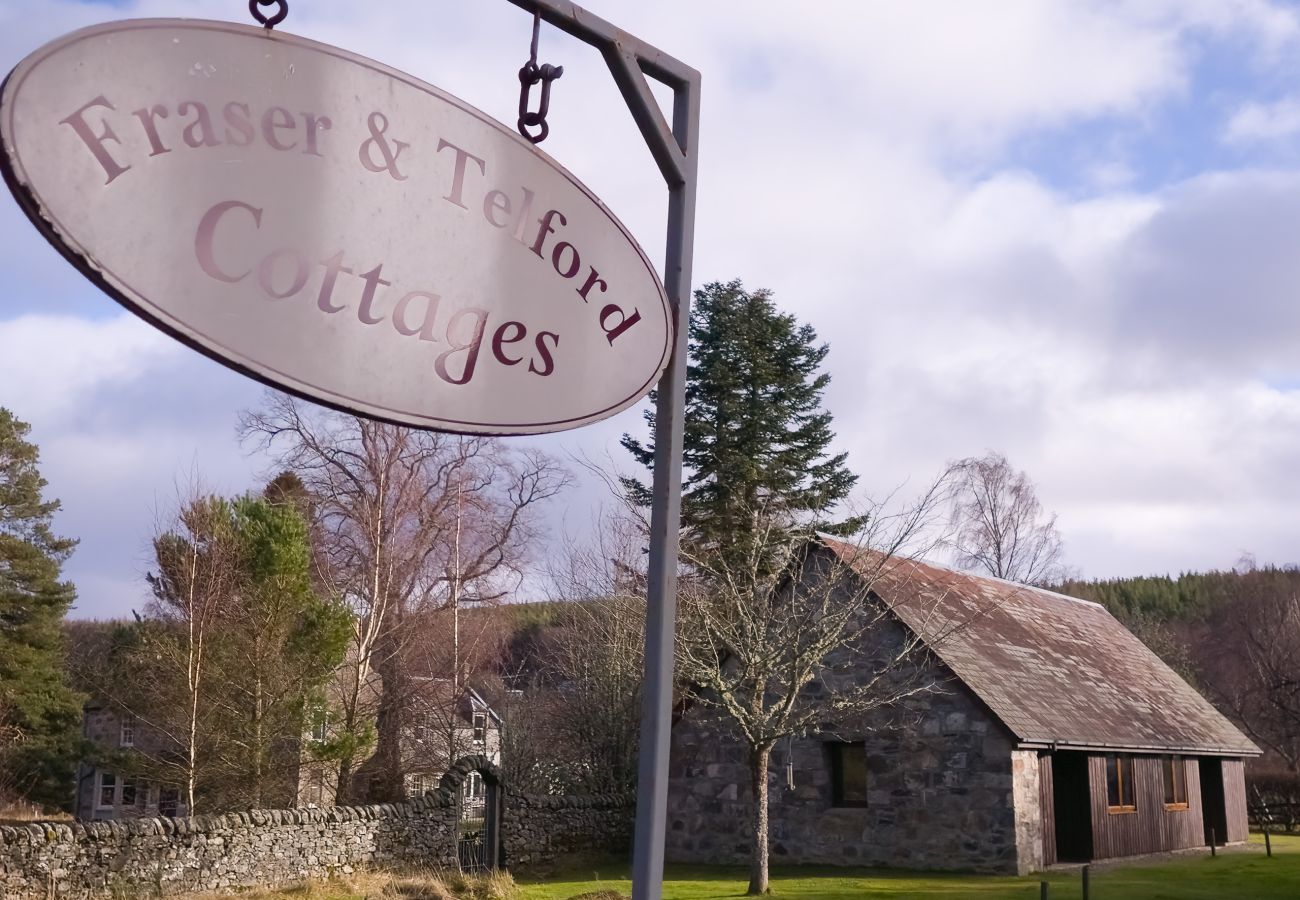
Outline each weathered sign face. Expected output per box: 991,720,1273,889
0,19,672,435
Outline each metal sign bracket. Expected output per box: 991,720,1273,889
502,3,699,899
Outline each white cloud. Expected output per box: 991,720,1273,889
1224,96,1300,143
0,314,181,423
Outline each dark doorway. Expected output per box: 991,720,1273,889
1052,751,1093,862
1200,758,1227,847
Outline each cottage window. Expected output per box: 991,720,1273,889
409,774,429,798
473,713,487,744
121,779,137,807
1163,755,1188,809
828,742,868,808
158,787,179,817
97,772,117,808
310,709,328,744
413,713,434,744
119,715,135,748
1105,754,1137,813
308,768,325,807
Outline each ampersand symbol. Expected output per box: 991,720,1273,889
359,111,409,181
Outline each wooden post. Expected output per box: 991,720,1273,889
1040,880,1049,899
1081,864,1090,900
1265,829,1272,858
1210,828,1217,856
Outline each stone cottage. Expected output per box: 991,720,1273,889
74,705,187,821
300,679,502,810
666,537,1258,874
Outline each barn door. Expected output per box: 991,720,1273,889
1052,751,1093,862
1039,753,1057,866
1200,758,1227,847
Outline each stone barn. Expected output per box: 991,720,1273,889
666,537,1258,874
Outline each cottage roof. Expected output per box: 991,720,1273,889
820,538,1259,757
408,677,504,726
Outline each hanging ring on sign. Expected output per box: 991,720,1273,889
249,0,288,30
518,6,563,144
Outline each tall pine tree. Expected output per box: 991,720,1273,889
0,408,82,810
622,279,859,554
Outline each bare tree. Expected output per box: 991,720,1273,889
494,676,557,794
401,603,510,791
540,510,647,795
239,393,568,801
1200,568,1300,772
0,697,30,818
675,477,961,895
947,451,1067,586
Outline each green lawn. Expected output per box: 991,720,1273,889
515,833,1300,900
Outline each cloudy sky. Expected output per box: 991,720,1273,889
5,0,1300,618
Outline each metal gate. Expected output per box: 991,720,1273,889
456,773,500,873
457,826,487,873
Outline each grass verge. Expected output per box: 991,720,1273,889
513,832,1300,900
177,833,1300,900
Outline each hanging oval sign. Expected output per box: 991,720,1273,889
0,19,672,435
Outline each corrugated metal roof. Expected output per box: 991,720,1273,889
820,538,1259,757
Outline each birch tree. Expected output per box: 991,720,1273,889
142,493,241,813
947,451,1067,586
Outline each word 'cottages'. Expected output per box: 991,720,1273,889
59,94,642,388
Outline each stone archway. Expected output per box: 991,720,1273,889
439,755,502,872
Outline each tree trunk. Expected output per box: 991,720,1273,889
747,743,772,895
252,673,264,808
371,627,407,802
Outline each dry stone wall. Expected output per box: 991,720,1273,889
0,799,457,899
0,788,632,899
502,793,633,868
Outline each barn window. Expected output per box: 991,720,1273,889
1163,755,1188,809
1105,754,1137,813
828,742,868,807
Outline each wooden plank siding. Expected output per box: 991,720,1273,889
1039,753,1056,866
1087,755,1204,860
1223,758,1249,843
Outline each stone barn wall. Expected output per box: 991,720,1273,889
0,788,632,898
665,584,1037,876
667,686,1028,874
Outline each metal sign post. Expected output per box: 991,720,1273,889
501,3,699,898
